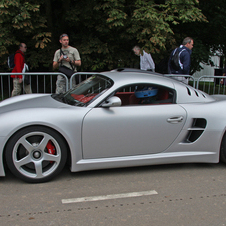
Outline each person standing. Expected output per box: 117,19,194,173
53,34,81,94
133,46,155,71
168,37,194,84
11,43,32,97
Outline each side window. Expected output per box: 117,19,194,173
114,84,175,106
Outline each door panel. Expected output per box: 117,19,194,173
82,105,186,159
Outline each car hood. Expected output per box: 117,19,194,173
0,94,69,114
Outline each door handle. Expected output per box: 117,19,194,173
167,116,183,124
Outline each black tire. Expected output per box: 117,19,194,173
5,126,67,183
220,133,226,163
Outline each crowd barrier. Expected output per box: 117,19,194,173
196,75,226,95
166,74,226,95
0,72,95,100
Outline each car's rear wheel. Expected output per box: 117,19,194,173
5,126,67,183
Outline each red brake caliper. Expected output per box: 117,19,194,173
46,141,56,163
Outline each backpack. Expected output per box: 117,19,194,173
170,48,185,71
8,52,23,69
8,54,15,69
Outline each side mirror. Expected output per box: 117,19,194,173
101,96,122,108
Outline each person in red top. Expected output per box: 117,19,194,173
11,43,32,97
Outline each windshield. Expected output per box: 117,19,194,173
52,74,114,106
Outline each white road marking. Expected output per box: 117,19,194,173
62,190,158,204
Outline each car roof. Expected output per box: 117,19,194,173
100,69,175,89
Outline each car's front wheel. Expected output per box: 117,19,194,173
5,126,67,183
220,133,226,163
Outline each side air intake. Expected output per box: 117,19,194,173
186,118,207,143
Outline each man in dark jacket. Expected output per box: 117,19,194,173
168,37,194,84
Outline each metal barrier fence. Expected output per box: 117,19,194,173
167,74,226,95
1,72,226,100
196,75,226,95
0,72,65,100
0,72,96,100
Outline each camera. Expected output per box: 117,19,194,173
63,55,67,59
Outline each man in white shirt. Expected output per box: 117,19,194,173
133,46,155,71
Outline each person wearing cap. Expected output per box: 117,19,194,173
53,34,81,94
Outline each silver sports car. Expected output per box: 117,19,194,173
1,69,226,183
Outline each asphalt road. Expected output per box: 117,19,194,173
1,162,226,226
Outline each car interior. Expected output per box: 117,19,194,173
114,84,175,106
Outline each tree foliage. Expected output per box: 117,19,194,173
0,0,51,69
0,0,222,74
